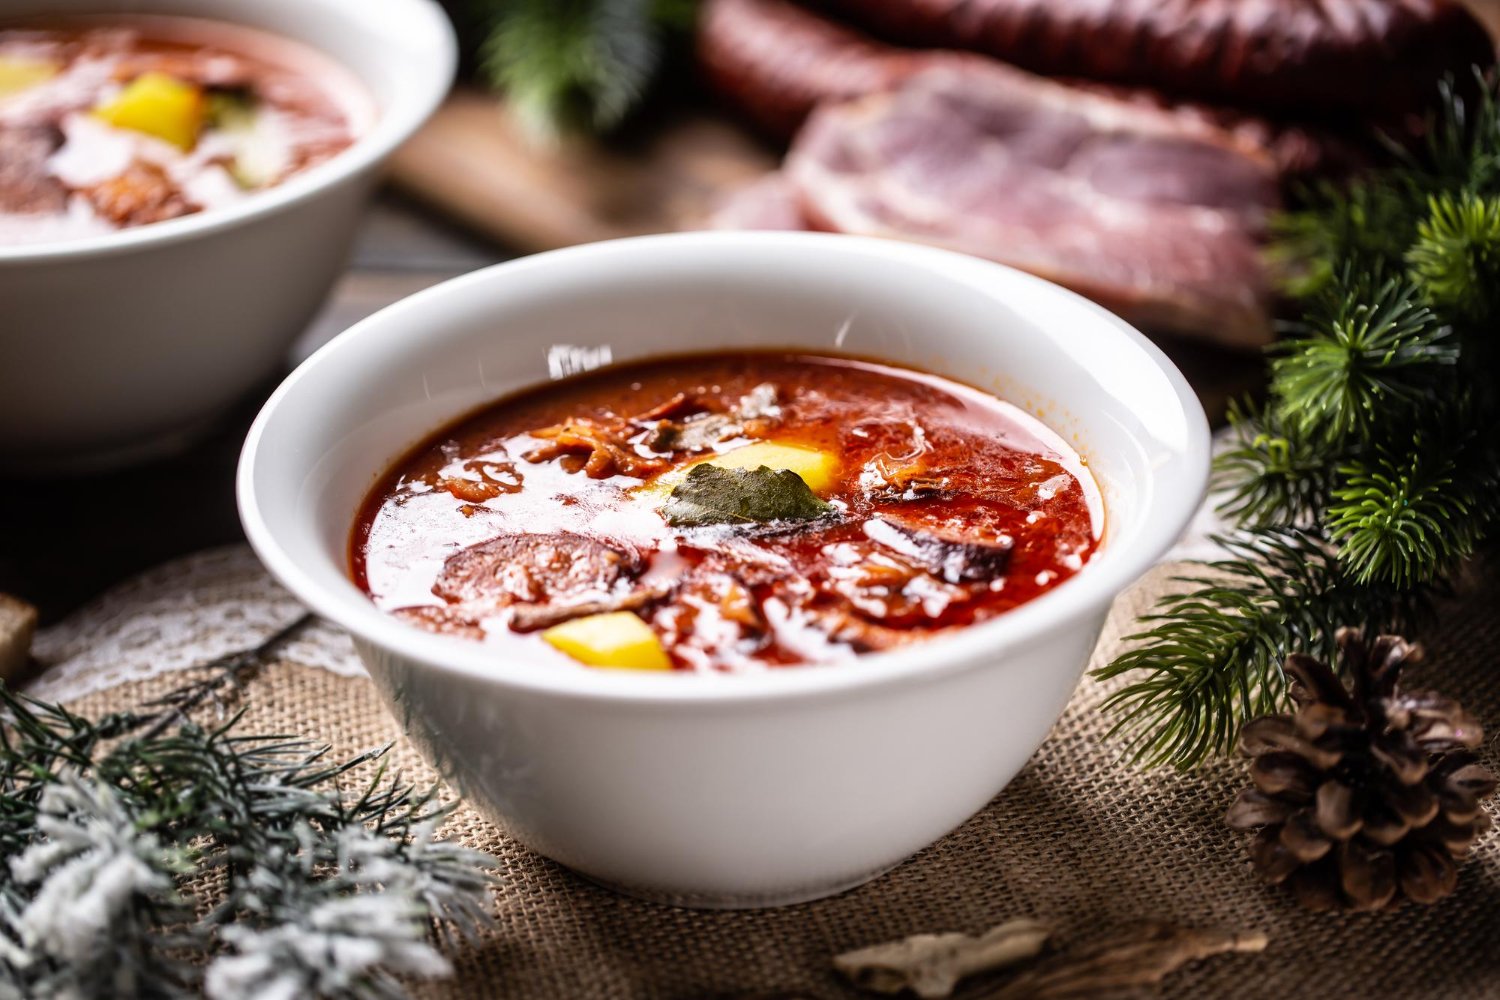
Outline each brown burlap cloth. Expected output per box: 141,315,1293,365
57,564,1500,1000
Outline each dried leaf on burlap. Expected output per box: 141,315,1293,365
0,593,37,680
985,924,1268,999
833,918,1051,998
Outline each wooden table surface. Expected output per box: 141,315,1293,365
0,191,508,625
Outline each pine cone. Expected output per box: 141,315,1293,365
1226,628,1497,911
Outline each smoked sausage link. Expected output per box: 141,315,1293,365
807,0,1493,116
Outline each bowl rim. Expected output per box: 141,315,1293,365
238,232,1211,707
0,0,456,264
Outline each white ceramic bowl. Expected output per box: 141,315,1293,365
0,0,455,473
239,233,1209,908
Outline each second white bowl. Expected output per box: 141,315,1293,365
0,0,455,472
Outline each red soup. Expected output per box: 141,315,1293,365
353,352,1102,672
0,15,369,244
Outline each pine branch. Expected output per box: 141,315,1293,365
0,692,136,861
1094,529,1417,769
135,613,313,740
1270,73,1500,298
1211,399,1331,527
1414,71,1500,192
1104,71,1500,771
1406,191,1500,319
1270,273,1458,448
477,0,686,135
5,775,194,999
0,637,499,998
1270,180,1424,299
1329,423,1500,588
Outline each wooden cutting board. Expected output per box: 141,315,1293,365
387,88,777,252
385,88,1262,419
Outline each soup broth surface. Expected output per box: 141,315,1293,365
0,15,369,244
354,352,1102,672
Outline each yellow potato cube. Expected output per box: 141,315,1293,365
94,72,205,150
0,56,58,98
704,441,840,494
542,612,672,671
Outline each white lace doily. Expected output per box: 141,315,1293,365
29,546,363,704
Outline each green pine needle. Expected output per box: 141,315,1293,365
1270,73,1500,299
1407,192,1500,318
477,0,680,135
0,634,499,998
1329,427,1499,588
1102,71,1500,770
1270,273,1458,447
1094,529,1414,769
1416,72,1500,192
1212,399,1330,527
1270,180,1423,299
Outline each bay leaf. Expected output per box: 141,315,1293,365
663,464,834,527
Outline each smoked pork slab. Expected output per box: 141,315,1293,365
785,65,1278,347
697,0,1367,180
